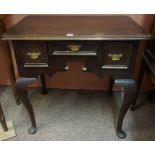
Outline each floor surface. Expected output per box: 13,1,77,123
0,86,155,141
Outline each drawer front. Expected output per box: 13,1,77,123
12,41,48,68
101,42,133,69
48,41,99,56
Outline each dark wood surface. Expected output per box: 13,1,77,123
0,17,16,132
2,15,151,40
0,19,19,104
0,102,8,131
2,15,152,139
128,17,155,110
142,17,155,103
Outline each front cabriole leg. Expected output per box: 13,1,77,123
115,79,137,139
15,77,37,134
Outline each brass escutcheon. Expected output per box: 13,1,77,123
67,45,81,52
27,51,41,60
108,53,123,61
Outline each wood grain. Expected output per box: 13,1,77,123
2,16,151,41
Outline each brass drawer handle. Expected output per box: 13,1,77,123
108,53,123,61
27,52,41,60
67,45,82,52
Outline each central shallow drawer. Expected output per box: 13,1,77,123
48,41,99,56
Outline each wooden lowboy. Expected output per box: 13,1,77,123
1,15,151,138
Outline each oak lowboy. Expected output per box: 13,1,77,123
2,15,151,138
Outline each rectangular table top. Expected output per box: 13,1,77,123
2,15,152,41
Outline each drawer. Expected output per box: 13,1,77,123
12,41,48,68
48,41,99,56
101,42,133,69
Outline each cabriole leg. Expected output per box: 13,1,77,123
115,79,137,139
40,74,48,94
147,90,155,103
15,77,37,134
109,77,115,96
